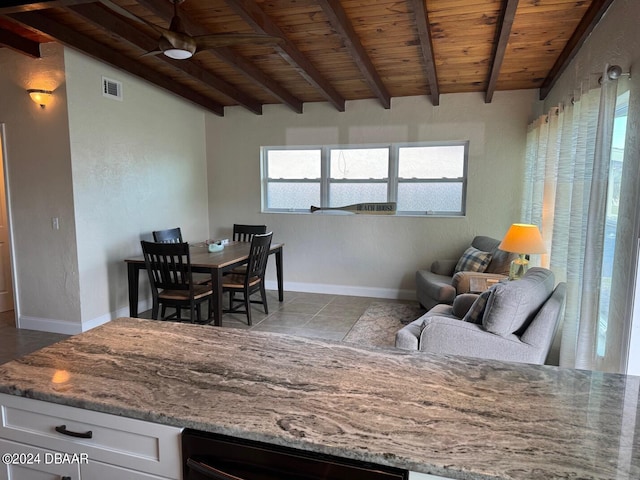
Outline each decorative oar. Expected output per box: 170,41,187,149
310,202,396,214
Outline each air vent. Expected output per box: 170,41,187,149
102,76,122,101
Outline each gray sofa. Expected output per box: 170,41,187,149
416,235,516,310
397,268,566,365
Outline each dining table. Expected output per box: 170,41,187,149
125,241,284,326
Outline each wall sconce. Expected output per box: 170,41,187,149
27,88,54,109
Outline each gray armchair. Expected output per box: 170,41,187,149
415,235,516,310
397,268,566,365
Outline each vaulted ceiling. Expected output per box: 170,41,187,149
0,0,615,116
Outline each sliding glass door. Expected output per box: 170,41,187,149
597,88,630,357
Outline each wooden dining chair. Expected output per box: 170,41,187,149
152,227,183,243
141,241,213,323
233,224,267,242
222,232,273,326
229,224,268,275
152,228,210,284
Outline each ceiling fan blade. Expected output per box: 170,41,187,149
194,33,284,50
140,49,163,57
98,0,169,37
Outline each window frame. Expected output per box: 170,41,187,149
261,141,469,216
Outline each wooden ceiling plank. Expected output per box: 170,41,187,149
408,0,439,106
0,0,94,14
0,25,41,57
9,10,225,116
219,53,303,112
539,0,616,100
317,0,391,109
485,0,519,103
0,0,608,113
226,0,346,112
133,0,303,114
68,3,263,115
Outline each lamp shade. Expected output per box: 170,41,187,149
27,89,53,108
498,223,546,254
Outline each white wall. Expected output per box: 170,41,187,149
0,45,210,333
65,49,209,330
0,44,81,329
206,91,537,298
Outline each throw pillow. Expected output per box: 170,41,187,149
452,293,479,318
462,289,492,324
454,246,492,274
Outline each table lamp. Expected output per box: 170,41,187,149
498,223,546,280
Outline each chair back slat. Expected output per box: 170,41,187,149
153,227,183,244
141,241,192,293
233,224,267,242
246,232,273,282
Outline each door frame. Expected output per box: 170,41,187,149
0,123,20,326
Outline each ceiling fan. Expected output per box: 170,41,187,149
99,0,283,60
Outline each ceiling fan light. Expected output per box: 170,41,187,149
163,48,193,60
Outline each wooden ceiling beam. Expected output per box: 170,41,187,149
0,0,93,14
217,46,303,113
317,0,390,109
8,10,226,116
408,0,439,106
539,0,616,100
68,3,263,115
133,0,302,114
485,0,519,103
0,26,41,57
226,0,346,112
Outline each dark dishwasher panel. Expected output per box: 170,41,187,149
182,429,408,480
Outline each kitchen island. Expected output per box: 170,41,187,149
0,317,638,479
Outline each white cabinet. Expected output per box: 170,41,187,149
0,393,181,480
82,460,176,479
0,438,80,480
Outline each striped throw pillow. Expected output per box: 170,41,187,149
462,289,492,324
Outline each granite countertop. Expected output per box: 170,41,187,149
0,317,638,480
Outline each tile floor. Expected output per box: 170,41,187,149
0,310,69,365
0,291,410,364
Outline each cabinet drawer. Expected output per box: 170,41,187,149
83,459,177,479
0,394,180,479
0,438,81,480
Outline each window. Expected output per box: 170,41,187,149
597,87,630,356
262,148,321,210
261,142,468,215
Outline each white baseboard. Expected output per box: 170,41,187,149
265,280,416,301
18,297,153,335
17,286,414,335
18,316,85,335
113,297,153,320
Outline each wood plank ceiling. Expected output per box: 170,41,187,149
0,0,616,116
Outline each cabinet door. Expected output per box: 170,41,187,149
82,460,176,479
0,394,181,478
0,439,80,480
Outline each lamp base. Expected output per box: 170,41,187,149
509,254,529,280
